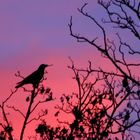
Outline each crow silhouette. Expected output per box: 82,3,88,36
15,64,52,88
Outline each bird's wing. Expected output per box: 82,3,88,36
15,70,38,88
21,70,38,82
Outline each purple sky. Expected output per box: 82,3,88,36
0,0,97,69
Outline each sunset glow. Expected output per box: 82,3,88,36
0,1,140,139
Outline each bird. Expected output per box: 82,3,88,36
15,64,52,88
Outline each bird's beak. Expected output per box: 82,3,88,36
47,64,53,67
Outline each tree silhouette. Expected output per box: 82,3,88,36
1,0,140,140
67,0,140,139
35,1,140,140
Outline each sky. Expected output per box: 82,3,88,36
0,0,139,139
0,0,101,138
0,0,107,105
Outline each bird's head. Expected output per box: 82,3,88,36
38,64,53,70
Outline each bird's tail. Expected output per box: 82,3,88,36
15,82,23,88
